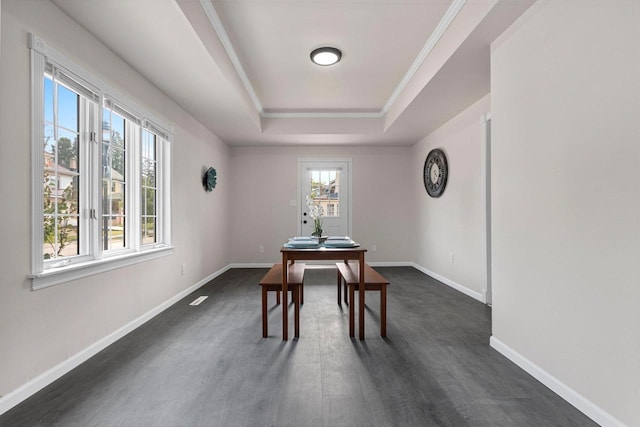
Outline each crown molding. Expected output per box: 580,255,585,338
199,0,264,114
261,111,384,119
381,0,467,115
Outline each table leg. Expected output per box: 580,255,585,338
262,286,268,338
282,253,288,341
359,252,365,340
381,286,387,337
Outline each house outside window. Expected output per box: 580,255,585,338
310,170,340,217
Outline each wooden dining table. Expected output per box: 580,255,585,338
281,245,368,340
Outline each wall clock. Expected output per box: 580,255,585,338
423,149,448,197
203,167,217,191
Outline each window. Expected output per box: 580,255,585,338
30,34,172,289
43,74,82,260
102,103,129,252
141,130,158,246
309,170,340,217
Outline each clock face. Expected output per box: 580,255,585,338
423,149,448,197
430,163,440,184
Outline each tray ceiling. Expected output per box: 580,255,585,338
51,0,535,146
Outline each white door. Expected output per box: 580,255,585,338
298,159,351,238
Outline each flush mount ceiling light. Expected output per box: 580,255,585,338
310,47,342,66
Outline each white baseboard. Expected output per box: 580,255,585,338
490,336,627,427
0,264,231,416
367,261,414,267
230,262,415,268
228,262,379,268
230,261,484,305
411,263,484,303
228,263,274,268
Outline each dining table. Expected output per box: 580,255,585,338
280,245,368,340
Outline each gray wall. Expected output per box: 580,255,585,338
490,1,639,425
228,145,415,265
412,95,489,301
0,0,231,402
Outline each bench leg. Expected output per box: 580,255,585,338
262,287,268,338
293,286,300,338
336,270,342,306
276,290,281,305
344,278,348,304
301,281,304,305
349,285,355,337
381,286,387,337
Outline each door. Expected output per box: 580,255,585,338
298,159,351,237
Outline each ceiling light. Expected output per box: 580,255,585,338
310,47,342,66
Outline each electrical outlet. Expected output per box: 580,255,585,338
450,253,454,263
290,199,297,207
259,245,264,253
181,263,186,275
371,244,377,252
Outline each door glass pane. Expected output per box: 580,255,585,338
309,170,340,217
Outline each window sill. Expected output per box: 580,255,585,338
29,246,175,290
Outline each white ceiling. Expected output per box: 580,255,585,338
212,0,452,112
51,0,535,146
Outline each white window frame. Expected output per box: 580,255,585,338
29,34,173,290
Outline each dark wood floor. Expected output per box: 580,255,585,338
0,267,597,427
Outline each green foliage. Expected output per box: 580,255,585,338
43,173,77,259
54,137,77,170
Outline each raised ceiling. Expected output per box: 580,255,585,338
211,0,452,113
51,0,535,146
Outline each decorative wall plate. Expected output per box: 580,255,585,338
203,167,217,191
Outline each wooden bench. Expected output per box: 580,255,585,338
336,261,389,337
259,263,305,338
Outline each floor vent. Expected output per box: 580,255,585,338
189,296,208,306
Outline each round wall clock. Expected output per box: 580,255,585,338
203,167,217,192
423,149,448,197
